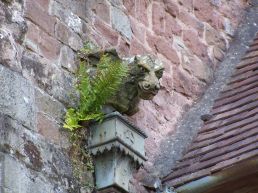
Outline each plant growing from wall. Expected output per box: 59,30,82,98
63,44,128,191
64,53,128,130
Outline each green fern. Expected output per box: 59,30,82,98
64,54,128,131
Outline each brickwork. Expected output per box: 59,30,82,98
0,0,248,192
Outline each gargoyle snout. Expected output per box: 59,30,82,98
142,81,160,91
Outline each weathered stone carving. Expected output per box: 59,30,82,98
80,49,164,115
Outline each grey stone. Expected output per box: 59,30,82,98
65,12,82,34
0,65,35,130
58,46,77,73
54,0,87,20
109,0,123,7
1,153,69,193
50,1,83,34
0,114,76,189
211,0,221,7
68,32,83,51
47,69,77,107
0,28,22,72
111,7,132,40
223,18,235,36
35,88,66,123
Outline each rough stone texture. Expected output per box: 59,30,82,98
0,66,35,130
111,6,132,40
0,0,250,192
0,0,90,192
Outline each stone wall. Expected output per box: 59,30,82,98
82,0,247,192
0,0,88,192
0,0,248,193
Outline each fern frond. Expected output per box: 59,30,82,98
63,53,128,131
91,57,128,111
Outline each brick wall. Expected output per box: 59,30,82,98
0,0,248,192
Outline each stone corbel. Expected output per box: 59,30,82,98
80,49,164,115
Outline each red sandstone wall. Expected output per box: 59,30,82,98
19,0,248,192
83,1,248,191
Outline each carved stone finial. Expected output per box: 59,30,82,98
82,49,164,115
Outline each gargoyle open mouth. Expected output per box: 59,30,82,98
138,85,159,100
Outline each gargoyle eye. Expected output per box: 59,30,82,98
155,69,163,78
139,66,148,73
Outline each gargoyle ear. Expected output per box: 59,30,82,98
107,48,119,58
135,55,142,62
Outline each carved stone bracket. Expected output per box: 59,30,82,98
80,49,164,115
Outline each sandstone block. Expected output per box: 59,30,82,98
25,21,40,53
129,38,149,55
152,2,165,36
164,0,179,18
36,0,50,10
135,0,149,26
25,0,56,35
35,88,65,122
68,31,83,51
55,21,71,45
38,30,61,61
55,0,87,20
55,15,83,51
0,113,76,191
111,6,132,40
194,0,221,30
37,112,61,144
211,0,222,7
172,66,206,98
183,29,207,59
178,0,193,11
58,45,77,73
130,18,146,43
110,0,123,7
0,28,22,72
90,0,110,23
117,38,130,57
147,33,180,65
182,53,213,83
94,18,119,46
21,53,56,91
47,69,76,107
50,1,83,34
123,0,135,16
65,12,83,34
213,46,225,62
178,9,204,36
165,13,182,37
205,25,226,49
194,0,213,21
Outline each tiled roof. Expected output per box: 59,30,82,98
162,33,258,187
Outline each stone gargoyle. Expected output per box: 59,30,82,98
79,49,164,115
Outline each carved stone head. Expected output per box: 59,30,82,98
131,55,164,100
81,49,164,115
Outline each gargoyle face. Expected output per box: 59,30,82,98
135,55,164,100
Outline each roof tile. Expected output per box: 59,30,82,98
162,34,258,187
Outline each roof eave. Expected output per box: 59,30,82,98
172,156,258,193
